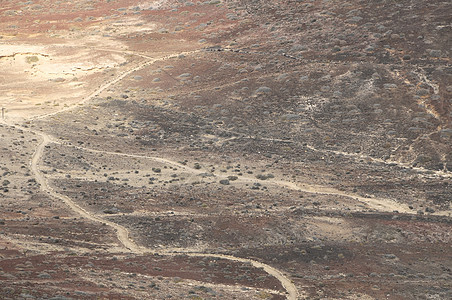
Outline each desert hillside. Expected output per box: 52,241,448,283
0,1,451,299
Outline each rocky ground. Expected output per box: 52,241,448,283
0,0,451,299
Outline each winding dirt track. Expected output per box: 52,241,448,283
4,45,451,299
2,49,300,299
29,132,143,253
28,132,300,300
66,143,406,212
54,142,452,216
30,50,200,121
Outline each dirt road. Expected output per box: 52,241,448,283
1,47,300,299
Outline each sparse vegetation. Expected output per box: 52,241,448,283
0,0,450,299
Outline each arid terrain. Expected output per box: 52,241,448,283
0,0,451,299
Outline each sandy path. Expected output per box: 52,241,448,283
220,136,452,179
304,144,452,179
30,49,200,121
29,132,144,253
5,43,450,299
1,48,300,299
27,130,299,299
59,142,452,216
171,252,300,300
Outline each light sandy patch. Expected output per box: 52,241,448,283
305,216,357,242
134,0,169,10
0,40,130,121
